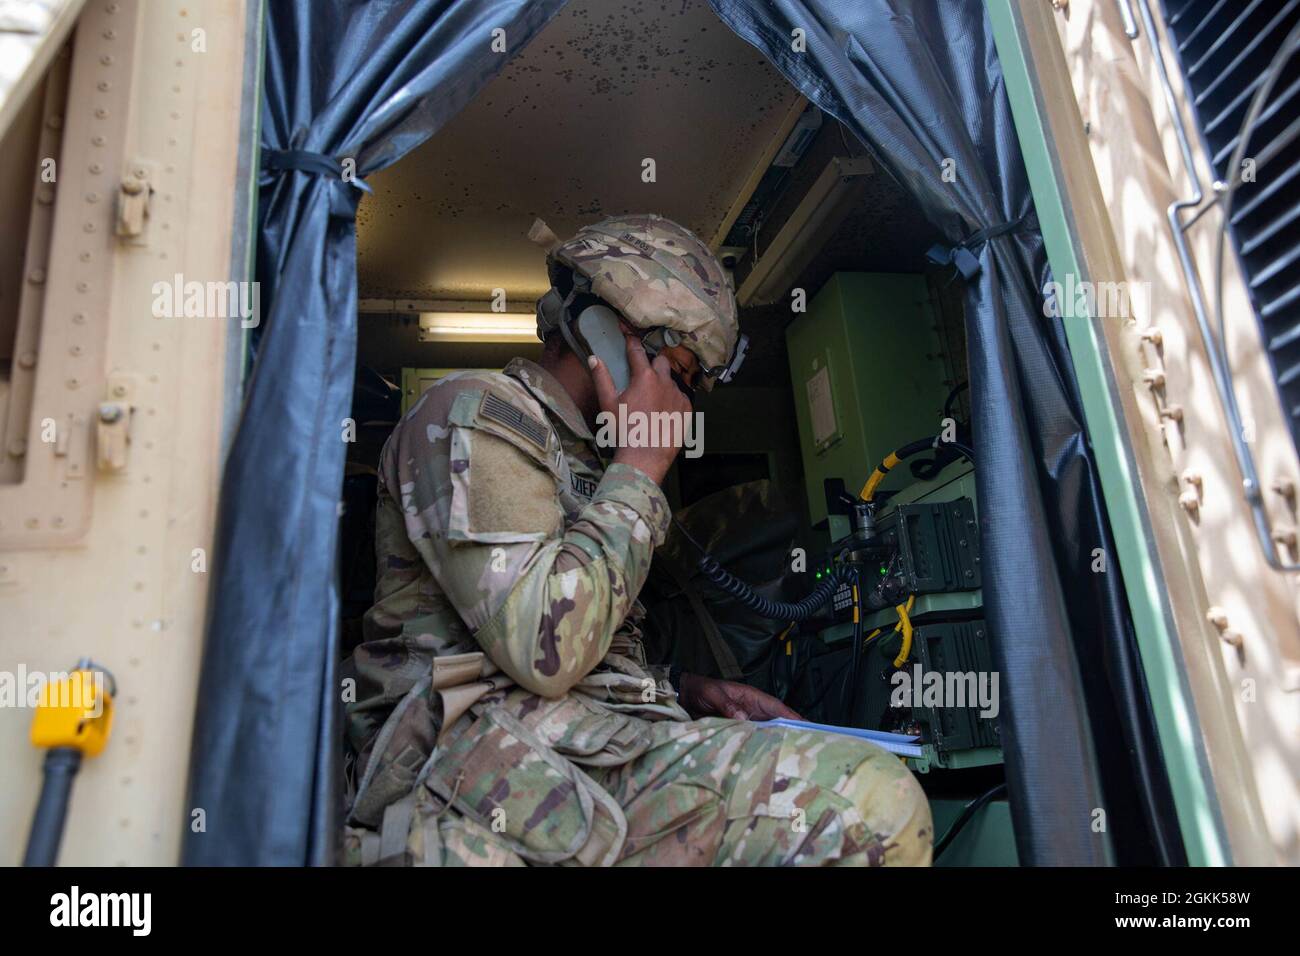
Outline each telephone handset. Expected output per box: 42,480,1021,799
574,304,632,393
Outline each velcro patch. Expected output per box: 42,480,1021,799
479,390,549,451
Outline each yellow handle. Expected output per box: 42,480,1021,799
30,669,114,757
891,596,916,669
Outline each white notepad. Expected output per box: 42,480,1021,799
757,718,925,758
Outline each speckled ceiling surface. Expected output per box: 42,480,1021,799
355,0,804,302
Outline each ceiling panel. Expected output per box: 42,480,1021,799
356,0,803,302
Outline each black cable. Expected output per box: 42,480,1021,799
801,663,853,717
943,381,969,422
933,782,1007,860
893,436,943,461
674,514,853,623
843,567,864,724
23,748,82,866
696,554,852,621
946,440,975,461
872,434,976,492
670,514,708,555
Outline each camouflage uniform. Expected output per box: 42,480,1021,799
342,357,932,866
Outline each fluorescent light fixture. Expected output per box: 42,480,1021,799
737,155,874,308
417,311,537,343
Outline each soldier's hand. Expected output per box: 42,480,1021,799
589,329,691,486
677,673,803,722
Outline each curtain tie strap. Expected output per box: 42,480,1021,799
261,148,373,194
926,211,1037,279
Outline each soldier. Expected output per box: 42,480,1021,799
342,213,932,866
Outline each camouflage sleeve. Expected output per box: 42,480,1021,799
405,382,671,698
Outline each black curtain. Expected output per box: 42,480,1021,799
705,0,1183,865
188,0,1182,866
184,0,568,866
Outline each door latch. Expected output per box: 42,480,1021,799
96,401,131,472
114,161,155,242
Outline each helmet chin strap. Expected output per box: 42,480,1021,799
557,309,592,364
537,274,597,363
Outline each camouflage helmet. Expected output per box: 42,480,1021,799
528,214,744,389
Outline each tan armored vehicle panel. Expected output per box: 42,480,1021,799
0,0,252,865
1017,0,1299,864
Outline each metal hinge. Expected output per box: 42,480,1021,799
95,376,135,472
114,160,155,243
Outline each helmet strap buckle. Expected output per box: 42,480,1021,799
708,331,749,385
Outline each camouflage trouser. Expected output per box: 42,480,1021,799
346,713,931,867
587,718,931,866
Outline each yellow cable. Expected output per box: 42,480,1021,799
777,622,795,657
859,451,902,502
892,596,916,669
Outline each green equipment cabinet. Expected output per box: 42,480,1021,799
785,273,949,524
400,367,499,415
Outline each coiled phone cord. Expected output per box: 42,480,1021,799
674,516,853,622
695,554,855,621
